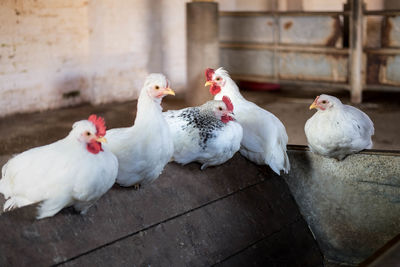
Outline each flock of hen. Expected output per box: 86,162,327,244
0,67,374,219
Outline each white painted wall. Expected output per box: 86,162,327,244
0,0,188,117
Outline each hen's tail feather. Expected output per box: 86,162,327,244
36,195,71,219
3,196,32,211
284,151,290,173
265,133,290,175
4,198,17,211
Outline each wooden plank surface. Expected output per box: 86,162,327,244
0,154,322,266
62,180,306,266
215,219,323,267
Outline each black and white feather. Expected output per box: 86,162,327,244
164,97,243,170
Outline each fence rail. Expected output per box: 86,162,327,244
219,5,400,102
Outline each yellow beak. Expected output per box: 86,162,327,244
309,102,318,110
163,87,175,96
96,136,107,143
205,81,213,87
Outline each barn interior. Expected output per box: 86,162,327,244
0,0,399,266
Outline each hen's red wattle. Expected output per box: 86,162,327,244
87,140,103,154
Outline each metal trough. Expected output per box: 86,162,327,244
284,145,400,265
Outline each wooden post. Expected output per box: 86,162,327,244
186,0,219,106
349,0,364,103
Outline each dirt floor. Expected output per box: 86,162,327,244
1,86,399,161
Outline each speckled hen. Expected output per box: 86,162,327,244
164,96,243,170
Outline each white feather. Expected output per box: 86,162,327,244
211,68,290,175
105,73,174,187
0,120,118,219
305,94,374,160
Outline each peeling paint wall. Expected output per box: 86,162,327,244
220,14,348,84
0,0,187,117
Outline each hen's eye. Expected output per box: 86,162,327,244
322,100,327,104
218,107,223,111
86,132,91,136
216,77,221,81
155,85,160,90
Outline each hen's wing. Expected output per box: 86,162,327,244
1,140,83,211
164,108,204,164
344,105,374,149
237,101,290,175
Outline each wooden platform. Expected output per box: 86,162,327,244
0,154,322,266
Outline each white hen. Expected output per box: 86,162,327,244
105,73,175,187
0,115,118,219
205,67,290,175
164,96,243,170
305,94,374,160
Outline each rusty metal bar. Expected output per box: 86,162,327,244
364,84,400,92
365,48,400,55
220,42,349,54
220,11,350,17
220,9,400,17
230,74,350,89
364,10,400,16
349,0,364,103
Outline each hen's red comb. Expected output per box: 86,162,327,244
222,96,234,112
205,68,215,81
88,114,106,137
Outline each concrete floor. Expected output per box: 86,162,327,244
1,87,399,161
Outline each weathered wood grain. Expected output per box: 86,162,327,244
61,181,309,266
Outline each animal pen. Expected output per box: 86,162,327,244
217,2,400,103
0,0,400,266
